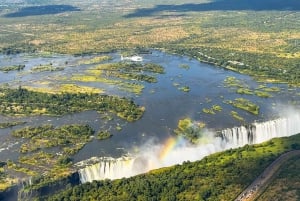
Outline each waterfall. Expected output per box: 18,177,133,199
78,157,136,182
78,113,300,184
221,113,300,147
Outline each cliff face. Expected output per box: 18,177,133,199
0,172,80,201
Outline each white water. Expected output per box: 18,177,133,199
221,113,300,147
78,113,300,183
78,157,136,181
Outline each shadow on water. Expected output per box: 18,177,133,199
3,5,81,18
124,0,300,18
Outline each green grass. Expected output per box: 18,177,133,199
0,121,26,128
178,86,190,92
0,65,25,72
225,98,260,115
96,131,112,140
31,65,64,73
230,111,244,122
72,62,164,95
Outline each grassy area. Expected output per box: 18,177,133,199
72,62,164,95
59,84,104,94
224,76,280,98
230,111,244,122
225,98,260,115
178,86,190,92
202,104,223,115
24,84,104,94
78,55,112,65
0,65,25,72
30,65,64,73
0,121,26,128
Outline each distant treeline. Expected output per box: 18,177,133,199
166,46,300,85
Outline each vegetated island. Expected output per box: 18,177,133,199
0,1,299,86
11,124,93,154
174,117,206,143
30,64,64,73
223,76,280,98
225,98,260,115
0,121,26,129
0,65,25,72
96,130,112,140
0,87,145,122
4,124,95,192
1,123,123,193
73,62,165,95
92,62,165,83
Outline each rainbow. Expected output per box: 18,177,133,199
159,136,185,161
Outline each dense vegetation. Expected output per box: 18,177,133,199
0,121,25,128
93,62,165,83
71,62,165,95
5,124,94,190
30,64,64,73
225,98,260,115
0,0,299,199
0,87,144,121
46,134,300,201
96,130,112,140
0,65,25,72
174,118,206,143
257,155,300,201
0,0,298,84
12,124,94,153
202,105,223,115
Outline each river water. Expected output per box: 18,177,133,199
0,50,299,162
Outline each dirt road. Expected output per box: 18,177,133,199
234,150,300,201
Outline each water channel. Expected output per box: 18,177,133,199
0,50,299,163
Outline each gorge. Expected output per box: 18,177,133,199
78,112,300,183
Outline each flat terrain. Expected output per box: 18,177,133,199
0,0,299,83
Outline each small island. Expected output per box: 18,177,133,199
0,65,25,72
0,87,145,122
96,130,112,140
225,98,260,115
174,118,206,143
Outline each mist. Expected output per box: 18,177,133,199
78,111,300,183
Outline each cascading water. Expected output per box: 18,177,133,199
78,113,300,183
221,113,300,147
78,157,136,182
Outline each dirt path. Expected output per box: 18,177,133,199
234,150,300,201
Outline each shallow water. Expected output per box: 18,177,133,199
0,50,299,162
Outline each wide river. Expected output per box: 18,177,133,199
0,50,299,162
